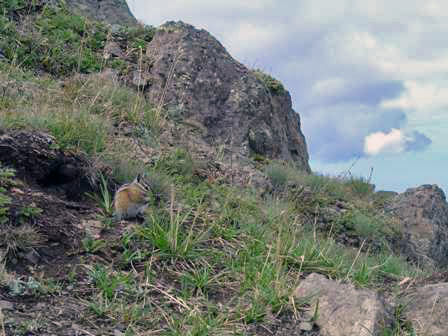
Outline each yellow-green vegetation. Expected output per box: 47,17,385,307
75,150,421,333
0,165,44,258
0,165,14,224
0,0,155,76
253,69,286,94
0,64,163,182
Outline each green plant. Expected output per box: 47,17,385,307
137,208,207,259
154,148,196,182
0,3,108,74
345,176,374,198
19,203,43,221
352,262,372,286
0,224,43,255
88,173,114,217
336,209,390,241
380,303,415,336
82,237,107,254
2,105,111,154
265,163,290,190
0,250,13,286
114,24,156,50
253,69,285,94
141,169,171,204
0,193,11,224
0,165,16,186
181,266,214,296
89,264,133,300
8,276,42,296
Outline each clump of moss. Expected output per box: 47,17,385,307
253,69,285,94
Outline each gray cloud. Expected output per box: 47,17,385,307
404,131,432,152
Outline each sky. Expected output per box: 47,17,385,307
126,0,448,194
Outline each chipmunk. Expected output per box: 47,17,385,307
113,173,152,220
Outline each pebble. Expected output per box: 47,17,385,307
0,300,14,311
299,321,314,331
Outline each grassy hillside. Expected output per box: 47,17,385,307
0,2,427,335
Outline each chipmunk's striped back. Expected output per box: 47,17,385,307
113,173,151,220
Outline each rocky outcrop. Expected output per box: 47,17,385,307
387,185,448,268
65,0,137,26
144,21,310,171
403,282,448,336
294,273,389,336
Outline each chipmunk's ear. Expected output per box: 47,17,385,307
135,173,142,183
136,172,148,182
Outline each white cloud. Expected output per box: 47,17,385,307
364,128,431,156
364,129,407,156
381,80,448,111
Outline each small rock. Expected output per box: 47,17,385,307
299,321,313,331
81,220,103,238
110,24,123,34
114,330,125,336
104,41,125,59
0,300,14,311
131,70,151,89
23,250,40,264
294,273,387,336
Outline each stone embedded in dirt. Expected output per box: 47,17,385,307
0,300,14,311
386,184,448,268
114,330,125,336
403,282,448,336
143,21,310,171
299,321,314,331
104,40,125,59
294,273,388,336
22,250,41,264
81,219,103,239
131,69,152,89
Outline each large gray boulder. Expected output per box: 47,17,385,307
403,282,448,336
294,273,388,336
65,0,137,26
144,21,310,171
387,184,448,268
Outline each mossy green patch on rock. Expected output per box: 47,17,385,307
253,69,286,95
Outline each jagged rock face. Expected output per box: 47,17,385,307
387,184,448,268
145,22,310,171
65,0,136,26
